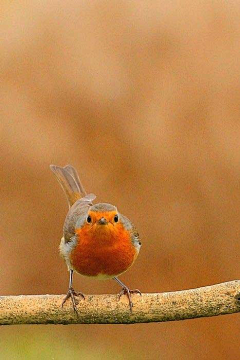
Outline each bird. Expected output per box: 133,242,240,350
50,164,141,313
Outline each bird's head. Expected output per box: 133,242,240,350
85,203,120,233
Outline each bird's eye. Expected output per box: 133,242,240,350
87,215,92,223
114,214,119,222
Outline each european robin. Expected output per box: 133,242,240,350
50,164,141,313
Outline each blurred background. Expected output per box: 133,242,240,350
1,1,240,359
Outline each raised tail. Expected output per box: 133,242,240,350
50,164,87,207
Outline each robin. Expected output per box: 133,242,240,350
50,164,141,313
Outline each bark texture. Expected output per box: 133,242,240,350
1,281,240,325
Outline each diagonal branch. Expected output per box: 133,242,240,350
1,281,240,325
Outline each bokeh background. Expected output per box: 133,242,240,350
1,1,240,359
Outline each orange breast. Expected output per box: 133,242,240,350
70,223,137,278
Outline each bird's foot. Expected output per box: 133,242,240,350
62,287,85,314
118,287,142,313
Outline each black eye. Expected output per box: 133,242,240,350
87,215,92,223
114,214,118,222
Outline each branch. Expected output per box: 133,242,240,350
1,281,240,325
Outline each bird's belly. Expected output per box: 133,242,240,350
70,240,137,278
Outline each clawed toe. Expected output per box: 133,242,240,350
118,287,142,313
62,287,85,314
130,289,142,296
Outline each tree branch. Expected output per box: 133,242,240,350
1,281,240,325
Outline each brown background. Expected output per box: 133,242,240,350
1,1,240,359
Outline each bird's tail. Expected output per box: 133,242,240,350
50,164,87,207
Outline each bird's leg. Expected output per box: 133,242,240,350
62,270,85,314
114,277,141,313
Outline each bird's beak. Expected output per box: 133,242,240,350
98,217,108,225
